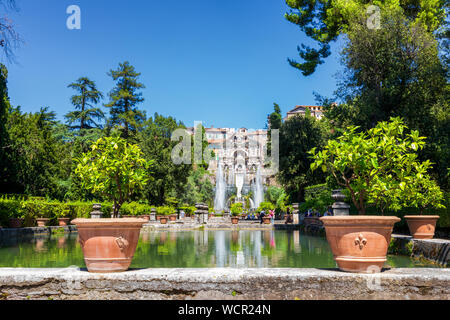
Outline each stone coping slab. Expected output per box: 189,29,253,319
0,268,448,300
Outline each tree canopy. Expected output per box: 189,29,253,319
285,0,447,75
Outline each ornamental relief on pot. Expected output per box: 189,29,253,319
355,233,368,250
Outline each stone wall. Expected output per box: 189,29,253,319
390,235,449,267
0,268,448,300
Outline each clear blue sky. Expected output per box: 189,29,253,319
5,0,341,129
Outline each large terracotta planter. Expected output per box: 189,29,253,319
169,214,177,222
404,215,439,239
262,217,271,225
58,218,71,226
9,218,23,228
320,216,400,273
160,217,168,224
36,218,49,227
71,218,146,273
140,215,150,222
231,217,239,225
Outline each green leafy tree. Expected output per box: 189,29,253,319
179,167,214,206
310,117,436,214
265,186,289,213
105,61,146,140
138,113,191,205
192,123,213,169
278,113,326,201
284,0,446,75
5,107,65,197
65,77,104,131
401,161,446,214
324,9,449,188
230,202,243,216
75,135,151,217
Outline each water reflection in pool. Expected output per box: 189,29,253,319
0,230,438,269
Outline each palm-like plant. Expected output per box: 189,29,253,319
65,77,104,131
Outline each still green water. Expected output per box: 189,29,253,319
0,230,438,269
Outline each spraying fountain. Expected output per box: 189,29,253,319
252,166,264,210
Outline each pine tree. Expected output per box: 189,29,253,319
104,61,146,139
65,77,104,131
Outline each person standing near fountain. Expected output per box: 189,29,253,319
260,210,266,224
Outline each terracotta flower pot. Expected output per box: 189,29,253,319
169,214,177,222
140,215,150,222
262,217,271,225
404,215,440,239
58,218,71,226
320,216,400,273
156,215,162,221
231,217,239,225
160,217,168,224
71,218,147,273
9,218,23,228
36,218,50,227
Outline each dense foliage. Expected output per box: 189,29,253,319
284,0,446,75
0,61,215,211
310,118,446,215
75,136,151,217
277,112,327,202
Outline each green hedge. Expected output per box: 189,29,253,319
120,202,152,216
0,198,112,227
156,206,176,216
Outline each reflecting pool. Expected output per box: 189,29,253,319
0,230,440,269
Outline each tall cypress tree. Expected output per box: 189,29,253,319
65,77,104,131
104,61,146,139
0,63,14,193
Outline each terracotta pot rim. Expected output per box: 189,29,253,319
404,215,440,219
320,215,400,226
71,218,147,226
36,218,50,221
320,215,400,221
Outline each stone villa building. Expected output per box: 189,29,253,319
187,105,323,190
284,105,324,121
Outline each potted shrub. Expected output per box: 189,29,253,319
72,136,151,273
230,203,243,224
310,118,425,273
22,200,48,227
57,205,72,226
257,202,275,224
400,162,446,239
157,206,173,224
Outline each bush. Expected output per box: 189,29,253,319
257,202,275,213
302,184,333,213
156,206,175,216
120,202,152,216
0,199,21,226
179,206,195,216
230,203,243,216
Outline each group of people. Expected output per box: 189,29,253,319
305,208,333,218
